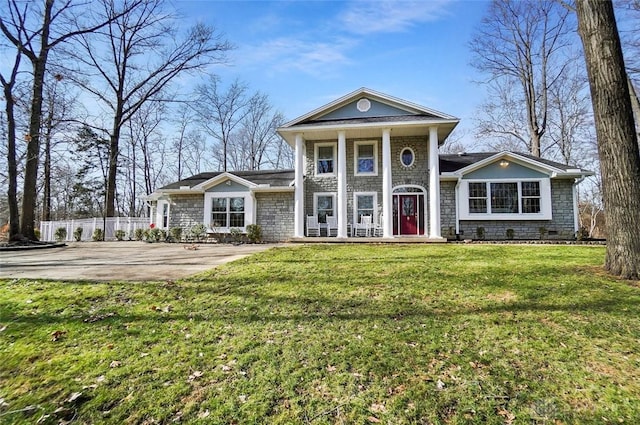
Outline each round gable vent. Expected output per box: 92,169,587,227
356,98,371,112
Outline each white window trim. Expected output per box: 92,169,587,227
400,147,415,168
313,192,336,222
314,142,337,177
203,191,254,232
354,140,378,176
353,192,378,224
458,178,552,220
156,199,170,230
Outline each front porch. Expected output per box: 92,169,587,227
288,236,448,243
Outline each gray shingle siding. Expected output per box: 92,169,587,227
255,192,294,242
168,195,204,230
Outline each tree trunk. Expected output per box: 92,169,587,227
576,0,640,279
106,124,121,217
42,102,55,222
3,76,21,240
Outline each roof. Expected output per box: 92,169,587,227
160,169,295,190
439,152,592,176
277,87,460,146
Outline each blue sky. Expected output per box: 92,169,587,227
175,0,490,146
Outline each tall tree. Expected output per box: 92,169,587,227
575,0,640,279
470,0,573,157
193,77,250,172
68,0,231,216
0,0,135,240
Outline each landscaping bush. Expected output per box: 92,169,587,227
169,227,182,242
115,230,126,241
476,226,485,240
92,228,104,241
246,224,262,243
506,228,515,240
190,223,206,241
54,227,67,242
134,228,144,241
73,227,83,241
148,228,161,242
230,227,243,244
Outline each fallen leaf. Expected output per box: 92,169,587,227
498,408,516,424
0,397,9,409
221,364,232,372
140,352,150,357
198,410,210,419
367,416,381,423
188,370,203,381
67,392,84,403
109,361,121,368
96,375,106,383
238,394,247,403
51,330,66,341
436,379,446,390
327,365,337,372
370,403,386,413
0,325,7,332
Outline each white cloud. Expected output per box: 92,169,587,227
339,0,453,35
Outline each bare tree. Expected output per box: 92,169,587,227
68,0,231,217
193,77,250,172
0,0,138,240
575,0,640,278
470,0,573,157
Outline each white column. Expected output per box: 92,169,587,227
382,129,393,238
428,126,443,239
337,131,348,238
294,133,305,238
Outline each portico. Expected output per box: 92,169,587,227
277,88,459,241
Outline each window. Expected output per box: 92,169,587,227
490,183,518,213
211,197,245,228
314,193,335,223
162,203,169,228
400,147,415,167
354,141,378,175
354,193,377,223
521,181,541,213
468,182,487,213
461,180,550,220
315,143,336,176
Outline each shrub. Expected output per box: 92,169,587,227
148,228,161,242
169,227,182,242
191,223,206,241
576,227,589,241
73,227,83,242
230,227,243,244
538,226,547,240
476,227,485,240
54,227,67,242
246,224,262,244
159,229,167,242
506,228,515,240
34,229,40,240
115,230,126,241
92,228,104,241
134,228,144,241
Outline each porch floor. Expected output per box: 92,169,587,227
288,237,448,244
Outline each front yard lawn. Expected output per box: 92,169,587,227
1,244,639,424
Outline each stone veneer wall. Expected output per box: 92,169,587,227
304,136,431,223
445,178,577,240
168,195,205,230
255,192,295,241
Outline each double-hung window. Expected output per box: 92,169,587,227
354,193,377,223
211,197,245,228
314,193,335,223
315,143,336,176
354,141,378,175
462,180,548,219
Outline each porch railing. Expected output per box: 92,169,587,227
39,217,150,242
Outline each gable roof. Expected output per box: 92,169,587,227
277,88,460,146
439,152,593,178
158,169,295,191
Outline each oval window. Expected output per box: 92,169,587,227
400,148,415,167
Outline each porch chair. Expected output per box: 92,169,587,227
372,213,384,237
353,215,372,237
306,215,321,237
326,215,338,237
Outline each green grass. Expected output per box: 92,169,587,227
1,244,639,424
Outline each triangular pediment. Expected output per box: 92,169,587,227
282,87,457,127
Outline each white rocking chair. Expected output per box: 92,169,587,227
306,215,321,237
326,215,338,237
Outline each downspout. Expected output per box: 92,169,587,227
454,178,461,237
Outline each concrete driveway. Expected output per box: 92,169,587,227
0,241,278,282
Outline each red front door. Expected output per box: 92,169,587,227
399,195,418,235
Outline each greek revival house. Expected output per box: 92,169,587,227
147,88,591,241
